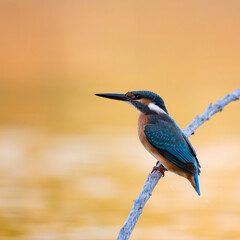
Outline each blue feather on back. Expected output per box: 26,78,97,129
144,114,199,175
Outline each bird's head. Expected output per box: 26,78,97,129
95,90,168,115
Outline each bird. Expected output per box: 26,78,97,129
95,91,201,196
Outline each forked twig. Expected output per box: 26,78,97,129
117,88,240,240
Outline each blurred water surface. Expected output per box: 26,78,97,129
0,127,239,240
0,1,240,239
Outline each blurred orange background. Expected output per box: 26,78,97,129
0,1,239,239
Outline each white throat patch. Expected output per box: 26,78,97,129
148,103,166,114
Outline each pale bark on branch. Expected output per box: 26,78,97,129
117,88,240,240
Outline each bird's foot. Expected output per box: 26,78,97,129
151,162,168,177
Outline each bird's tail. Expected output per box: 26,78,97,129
194,173,201,196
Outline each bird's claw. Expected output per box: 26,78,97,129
151,163,168,177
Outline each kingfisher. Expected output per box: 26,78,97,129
95,91,201,196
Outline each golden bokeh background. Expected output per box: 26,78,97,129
0,1,240,239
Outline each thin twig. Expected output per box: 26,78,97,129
117,88,240,240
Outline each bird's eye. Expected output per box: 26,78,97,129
134,94,142,100
125,92,142,100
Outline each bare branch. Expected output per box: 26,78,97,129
184,88,240,138
117,88,240,240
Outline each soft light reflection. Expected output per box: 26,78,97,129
0,1,240,239
0,128,239,239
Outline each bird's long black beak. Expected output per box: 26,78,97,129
95,93,129,101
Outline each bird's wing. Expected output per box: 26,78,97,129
144,119,198,175
182,132,201,171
